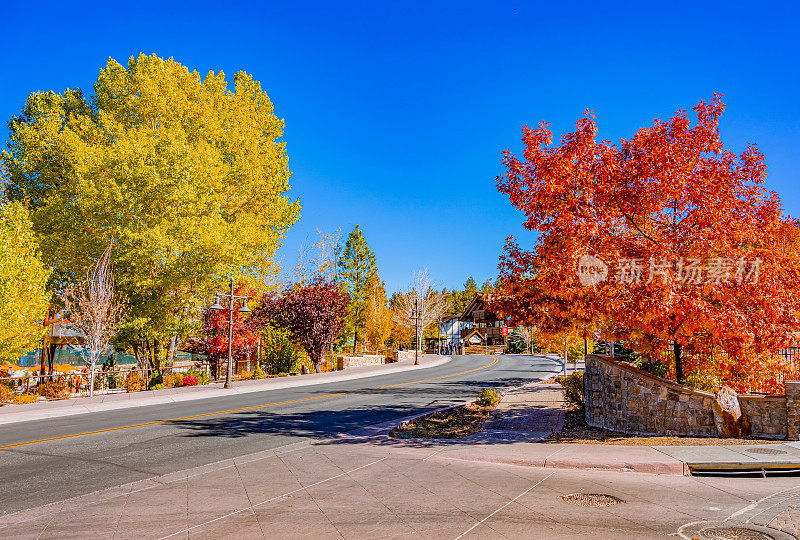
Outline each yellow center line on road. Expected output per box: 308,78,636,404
0,356,501,451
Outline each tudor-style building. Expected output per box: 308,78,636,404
459,295,507,353
437,294,508,354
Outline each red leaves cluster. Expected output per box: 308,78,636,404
256,276,349,368
492,95,800,392
200,284,259,376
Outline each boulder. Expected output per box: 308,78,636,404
712,386,750,437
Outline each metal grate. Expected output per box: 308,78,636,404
700,526,774,539
561,493,624,507
745,447,789,455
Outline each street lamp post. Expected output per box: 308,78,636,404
209,277,251,389
438,317,443,355
410,299,422,365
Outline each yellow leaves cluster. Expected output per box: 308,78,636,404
2,54,300,345
0,202,50,360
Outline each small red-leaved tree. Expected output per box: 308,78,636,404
200,284,259,379
61,242,126,397
494,95,800,392
257,276,349,373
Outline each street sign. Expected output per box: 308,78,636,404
502,326,509,337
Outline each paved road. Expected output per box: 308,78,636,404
0,354,561,516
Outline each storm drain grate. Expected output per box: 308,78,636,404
745,447,788,455
560,493,624,507
699,526,775,539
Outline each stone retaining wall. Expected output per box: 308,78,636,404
584,354,799,439
336,354,385,370
738,394,787,439
386,350,419,363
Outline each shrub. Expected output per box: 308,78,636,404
148,371,163,389
252,365,265,379
476,388,500,407
0,384,13,404
506,331,529,354
124,371,144,393
682,370,721,393
164,373,184,388
555,370,584,411
38,378,71,399
183,375,199,387
13,393,39,405
263,325,301,374
150,383,164,390
631,357,669,378
184,368,209,385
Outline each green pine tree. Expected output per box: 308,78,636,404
460,276,478,310
337,225,377,354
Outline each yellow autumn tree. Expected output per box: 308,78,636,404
364,276,392,351
0,201,50,361
1,54,300,369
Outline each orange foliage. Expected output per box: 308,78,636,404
492,95,800,393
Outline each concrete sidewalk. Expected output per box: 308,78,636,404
0,354,451,425
4,420,800,539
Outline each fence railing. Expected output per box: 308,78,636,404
1,363,213,398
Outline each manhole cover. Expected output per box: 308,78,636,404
561,493,624,507
700,526,774,539
745,447,788,455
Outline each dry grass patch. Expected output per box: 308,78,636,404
390,398,499,440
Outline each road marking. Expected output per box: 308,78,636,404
0,356,501,451
157,456,389,539
453,472,555,540
423,450,441,461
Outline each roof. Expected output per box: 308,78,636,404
458,294,500,322
462,329,486,344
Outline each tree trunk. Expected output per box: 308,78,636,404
674,341,683,383
88,360,96,398
132,342,142,371
152,339,162,375
563,338,568,376
314,362,321,374
47,344,56,375
352,329,358,355
168,333,178,366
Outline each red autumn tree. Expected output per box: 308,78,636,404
256,276,349,373
493,95,800,392
200,284,259,379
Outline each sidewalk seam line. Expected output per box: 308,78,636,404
453,472,555,540
157,456,388,539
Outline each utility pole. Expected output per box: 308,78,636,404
410,299,421,365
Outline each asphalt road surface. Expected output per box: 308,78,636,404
0,354,561,516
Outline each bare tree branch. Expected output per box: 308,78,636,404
393,269,451,350
60,242,126,397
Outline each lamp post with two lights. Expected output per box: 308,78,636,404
209,277,251,389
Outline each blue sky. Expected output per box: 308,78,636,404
1,1,798,293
